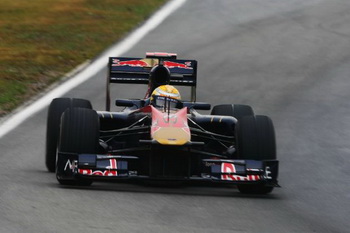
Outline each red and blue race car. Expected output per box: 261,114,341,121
45,52,279,194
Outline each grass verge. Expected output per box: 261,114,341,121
0,0,166,116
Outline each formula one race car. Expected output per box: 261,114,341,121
45,52,279,194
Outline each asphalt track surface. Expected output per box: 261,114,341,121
1,0,350,232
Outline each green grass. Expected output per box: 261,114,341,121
0,0,166,116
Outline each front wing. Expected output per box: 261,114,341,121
57,152,279,187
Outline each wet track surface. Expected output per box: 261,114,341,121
1,0,350,232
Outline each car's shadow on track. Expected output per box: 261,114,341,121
49,179,281,199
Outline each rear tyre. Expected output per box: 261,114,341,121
57,107,99,186
236,115,276,194
45,98,92,172
211,104,254,120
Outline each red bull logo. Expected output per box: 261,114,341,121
112,59,149,67
78,159,118,176
164,61,193,70
221,163,261,181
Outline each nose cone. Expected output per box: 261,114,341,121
151,106,190,145
152,127,190,145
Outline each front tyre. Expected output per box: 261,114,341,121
236,115,276,194
45,98,92,172
237,184,274,195
57,107,99,186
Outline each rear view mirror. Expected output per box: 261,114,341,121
193,102,211,110
183,102,211,110
115,99,135,107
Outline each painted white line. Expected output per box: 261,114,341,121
0,0,187,139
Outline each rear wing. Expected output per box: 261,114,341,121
106,53,198,110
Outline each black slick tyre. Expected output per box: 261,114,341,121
57,107,99,186
211,104,254,120
236,115,276,194
45,98,92,172
59,108,99,154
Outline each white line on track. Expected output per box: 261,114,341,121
0,0,187,139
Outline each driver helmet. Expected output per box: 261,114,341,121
151,85,181,100
151,85,181,109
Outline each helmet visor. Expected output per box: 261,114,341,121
152,96,181,109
